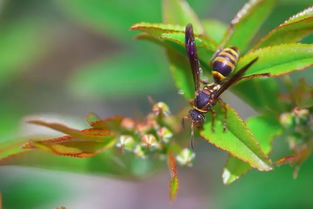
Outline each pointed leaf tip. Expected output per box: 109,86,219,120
200,103,272,171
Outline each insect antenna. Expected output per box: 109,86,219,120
147,96,156,106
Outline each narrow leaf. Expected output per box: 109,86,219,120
160,32,217,52
86,112,101,125
200,103,272,171
162,0,204,34
22,134,115,158
201,19,227,43
223,114,282,184
254,6,313,49
170,177,179,201
131,22,186,35
276,146,312,178
0,147,161,178
131,23,217,52
222,0,275,51
237,43,313,77
28,120,110,141
89,116,124,132
166,48,195,99
168,151,179,201
0,140,30,162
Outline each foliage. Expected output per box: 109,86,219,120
1,0,313,201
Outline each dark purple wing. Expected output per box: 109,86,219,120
213,57,258,99
185,24,201,91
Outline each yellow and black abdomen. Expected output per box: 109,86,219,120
212,46,239,83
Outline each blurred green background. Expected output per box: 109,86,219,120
0,0,312,208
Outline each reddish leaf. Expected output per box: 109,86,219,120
0,139,31,163
167,151,179,201
28,120,111,141
89,116,125,132
21,133,116,158
276,146,312,178
86,112,101,125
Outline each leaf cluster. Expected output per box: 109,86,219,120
1,0,313,201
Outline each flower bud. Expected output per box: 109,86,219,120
157,127,173,143
141,134,161,150
136,123,151,134
280,112,294,129
176,148,195,167
293,107,309,126
121,118,136,130
134,144,145,158
152,102,170,116
116,135,135,150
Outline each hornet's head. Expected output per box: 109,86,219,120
189,109,205,127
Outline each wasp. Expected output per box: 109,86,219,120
184,24,270,145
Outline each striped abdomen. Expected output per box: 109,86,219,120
212,46,239,83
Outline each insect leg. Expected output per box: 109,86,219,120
200,79,212,85
182,115,190,130
190,123,195,150
208,109,216,132
218,99,228,132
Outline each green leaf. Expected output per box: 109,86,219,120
132,23,215,100
68,52,170,98
0,148,162,178
169,176,179,201
160,32,217,52
200,103,272,171
0,20,48,87
21,134,116,158
131,22,186,35
131,22,218,52
2,175,69,209
238,43,313,76
223,0,276,51
0,140,29,162
162,0,204,34
232,43,313,112
201,19,228,43
232,79,283,112
18,120,117,158
223,114,283,184
134,33,197,99
254,6,313,49
166,48,195,99
56,0,161,39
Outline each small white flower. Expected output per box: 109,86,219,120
116,135,135,150
176,148,196,167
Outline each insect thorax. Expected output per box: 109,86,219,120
193,83,220,112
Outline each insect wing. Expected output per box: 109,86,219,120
185,24,201,91
213,57,258,99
